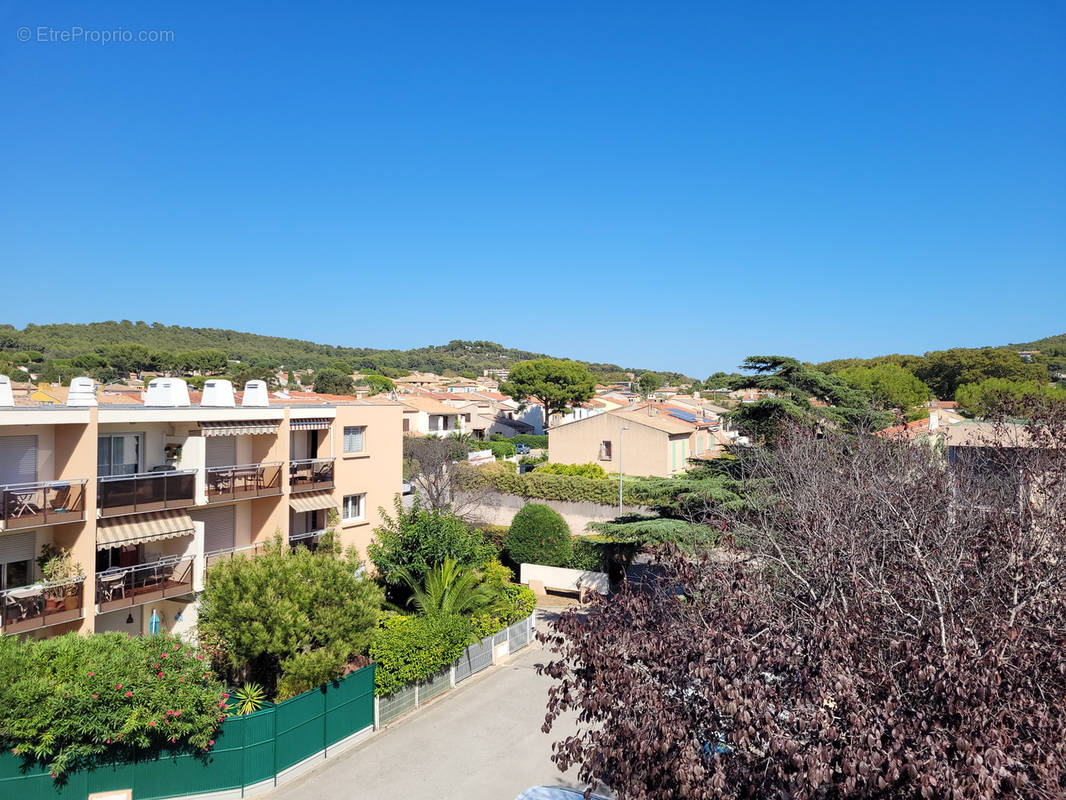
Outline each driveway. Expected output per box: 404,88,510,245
268,630,588,800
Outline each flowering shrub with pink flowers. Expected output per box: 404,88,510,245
0,632,227,776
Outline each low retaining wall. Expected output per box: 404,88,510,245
520,563,610,595
459,490,647,533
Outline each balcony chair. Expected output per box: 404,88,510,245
97,571,127,602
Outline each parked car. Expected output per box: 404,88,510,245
515,789,612,800
401,479,414,495
515,442,531,454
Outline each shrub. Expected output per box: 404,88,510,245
0,633,225,776
369,499,495,590
505,503,573,567
566,537,606,571
369,614,471,696
535,462,608,479
586,515,720,551
471,584,537,638
474,460,517,477
230,683,266,716
199,536,383,700
469,524,509,556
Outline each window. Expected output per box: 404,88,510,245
1,558,31,590
343,426,365,453
342,493,365,522
402,418,410,433
98,433,142,477
0,531,34,590
599,440,612,460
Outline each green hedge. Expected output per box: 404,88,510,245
505,434,548,449
460,469,646,505
368,615,471,696
506,503,573,567
534,462,608,479
459,468,745,511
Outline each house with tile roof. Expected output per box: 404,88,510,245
548,403,728,477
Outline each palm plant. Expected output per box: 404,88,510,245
230,682,267,715
395,558,502,618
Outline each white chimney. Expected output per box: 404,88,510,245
67,377,98,407
145,378,191,407
0,375,13,407
201,379,236,407
929,411,939,430
242,380,270,407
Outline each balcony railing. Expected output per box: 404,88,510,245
289,528,327,550
206,462,283,504
95,555,195,613
204,541,271,570
289,458,335,493
0,480,87,531
98,470,197,518
1,577,85,635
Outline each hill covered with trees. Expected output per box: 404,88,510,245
0,321,688,386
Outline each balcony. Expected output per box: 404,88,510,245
1,577,85,635
289,528,327,550
0,480,88,532
289,458,334,493
98,470,196,518
204,540,271,570
95,555,195,613
206,462,283,504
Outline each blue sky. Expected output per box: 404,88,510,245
2,2,1063,376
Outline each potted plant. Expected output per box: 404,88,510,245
38,544,84,610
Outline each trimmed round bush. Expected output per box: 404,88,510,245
505,503,573,567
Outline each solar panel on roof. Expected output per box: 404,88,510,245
668,409,697,422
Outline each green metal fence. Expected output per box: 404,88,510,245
0,664,375,800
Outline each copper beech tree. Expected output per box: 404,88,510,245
540,400,1066,799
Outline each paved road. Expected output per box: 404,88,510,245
269,636,587,800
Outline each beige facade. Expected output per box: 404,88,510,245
0,388,402,640
548,405,725,477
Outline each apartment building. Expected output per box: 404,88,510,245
0,376,402,641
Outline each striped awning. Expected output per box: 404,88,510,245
288,492,337,513
200,420,279,437
290,418,331,431
96,510,195,551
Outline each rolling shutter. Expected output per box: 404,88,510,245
196,507,239,558
0,435,37,486
205,436,237,468
0,531,35,564
193,505,236,553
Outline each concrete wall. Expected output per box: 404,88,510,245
458,490,647,535
519,562,609,595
